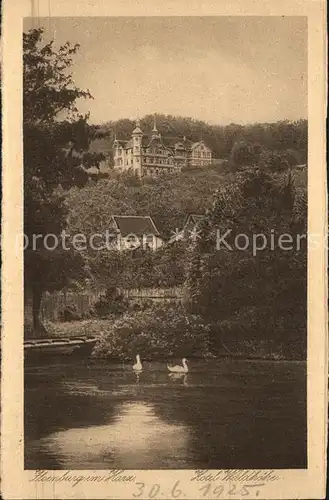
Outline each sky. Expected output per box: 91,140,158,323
23,16,307,126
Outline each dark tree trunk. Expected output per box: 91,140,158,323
32,285,46,336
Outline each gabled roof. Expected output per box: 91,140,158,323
191,141,210,150
182,138,194,149
120,135,174,151
146,135,173,152
183,213,204,227
111,215,161,237
114,128,211,153
158,136,193,150
132,125,143,135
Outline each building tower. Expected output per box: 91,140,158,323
151,114,160,139
132,118,143,176
113,132,122,169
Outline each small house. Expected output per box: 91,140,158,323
108,215,163,251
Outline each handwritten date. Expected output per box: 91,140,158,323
133,480,265,498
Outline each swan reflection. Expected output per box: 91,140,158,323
168,373,188,386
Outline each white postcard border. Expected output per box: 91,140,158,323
1,0,327,498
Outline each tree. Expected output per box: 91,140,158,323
259,149,288,172
186,167,307,358
230,140,255,167
96,115,307,163
23,28,104,335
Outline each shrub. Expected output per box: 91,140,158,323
93,303,212,360
210,306,305,360
94,287,129,318
59,305,81,322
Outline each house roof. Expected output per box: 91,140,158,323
111,215,161,237
183,213,204,227
159,136,194,150
132,126,143,135
145,135,174,152
116,133,197,152
191,141,206,150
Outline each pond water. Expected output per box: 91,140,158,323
25,358,307,470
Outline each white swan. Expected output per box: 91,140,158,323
132,354,143,371
167,358,188,373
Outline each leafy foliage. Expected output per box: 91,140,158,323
230,140,256,167
24,28,105,334
93,114,307,165
93,287,129,317
88,241,187,289
93,303,212,360
68,167,234,240
186,168,307,359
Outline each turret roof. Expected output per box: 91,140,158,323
132,117,143,135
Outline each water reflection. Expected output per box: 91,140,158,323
168,373,188,386
37,401,190,469
25,359,307,469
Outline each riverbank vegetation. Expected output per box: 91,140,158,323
44,303,289,361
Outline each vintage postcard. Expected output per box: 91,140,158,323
1,0,327,498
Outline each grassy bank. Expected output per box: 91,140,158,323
43,312,297,362
44,319,113,338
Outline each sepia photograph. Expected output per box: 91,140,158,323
1,1,327,498
22,15,309,471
